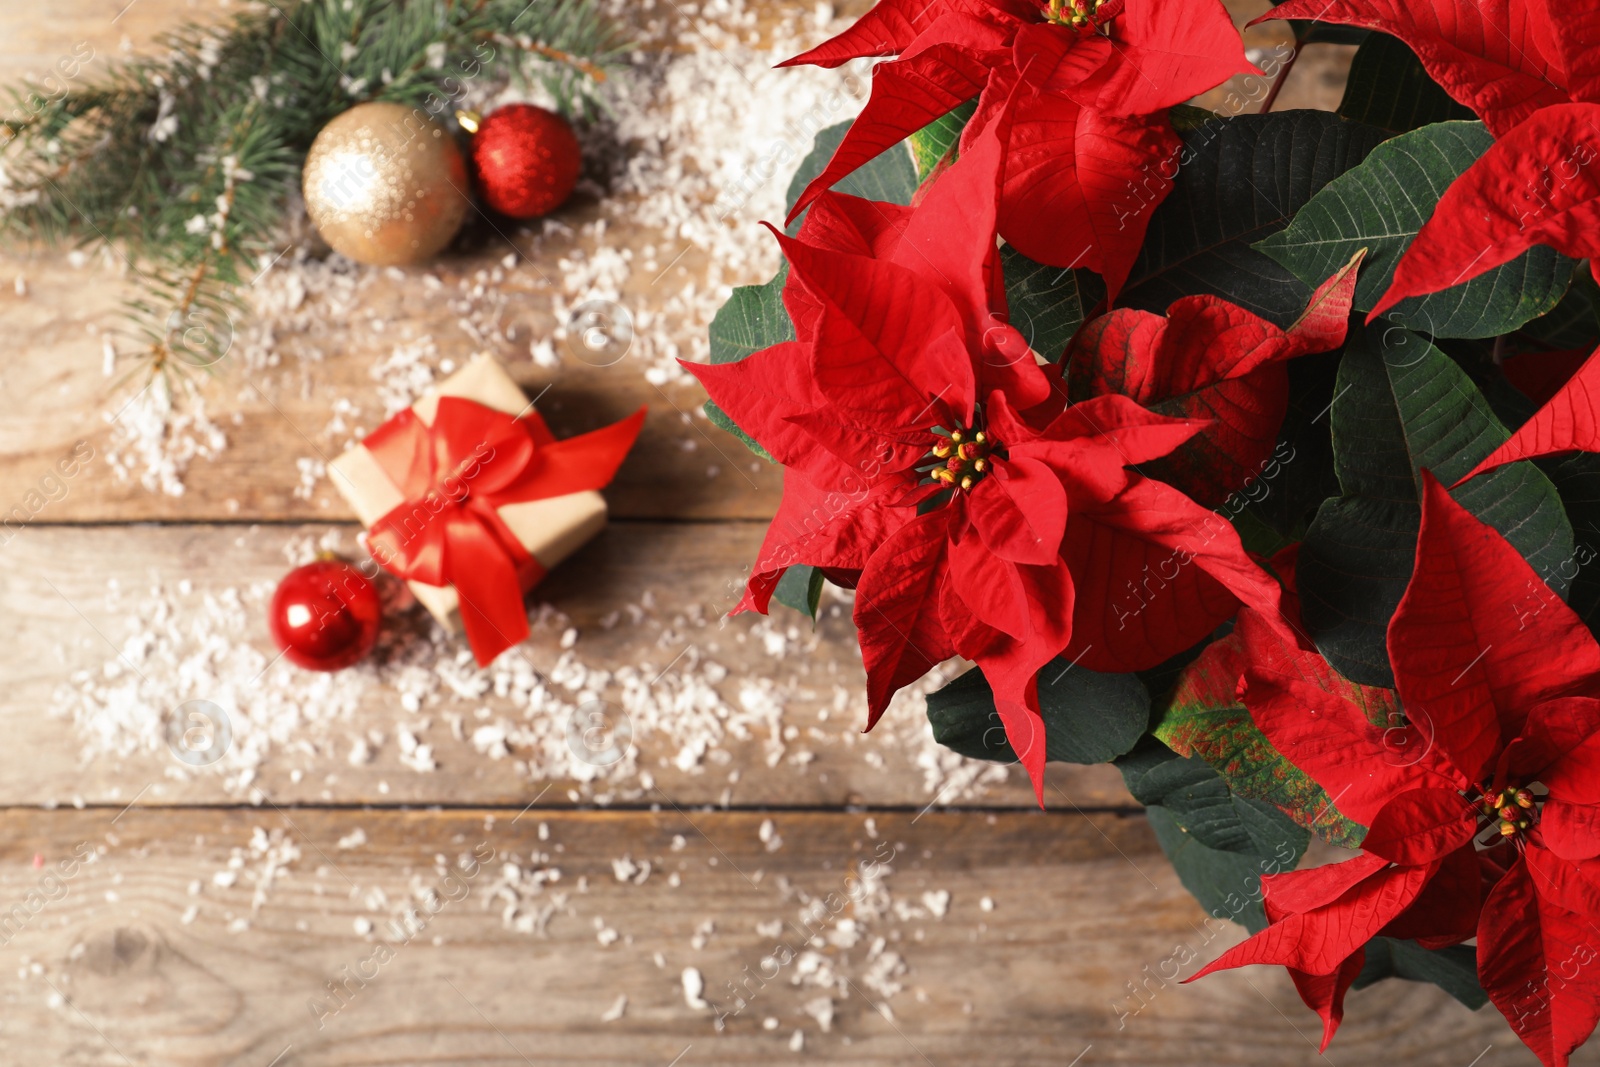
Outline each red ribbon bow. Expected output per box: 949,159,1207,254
364,395,646,666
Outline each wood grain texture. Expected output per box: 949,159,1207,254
0,808,1543,1067
0,4,1500,1067
0,225,786,523
0,521,1129,809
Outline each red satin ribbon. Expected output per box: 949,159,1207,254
365,395,646,666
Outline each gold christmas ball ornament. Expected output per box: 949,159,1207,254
302,102,470,267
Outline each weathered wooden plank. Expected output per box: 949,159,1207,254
0,521,1131,809
0,807,1538,1066
0,233,786,522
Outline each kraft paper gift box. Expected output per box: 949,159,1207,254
330,353,642,651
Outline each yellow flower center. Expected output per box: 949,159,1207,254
1480,785,1538,841
1045,0,1106,29
927,428,998,493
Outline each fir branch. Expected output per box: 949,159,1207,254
0,0,626,376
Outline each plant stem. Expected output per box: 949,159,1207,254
507,37,609,83
1258,40,1302,115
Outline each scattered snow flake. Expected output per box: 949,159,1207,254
682,966,708,1010
803,996,834,1032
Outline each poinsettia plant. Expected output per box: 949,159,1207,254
701,0,1600,1062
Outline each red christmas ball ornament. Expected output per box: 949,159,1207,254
269,558,382,671
463,104,581,219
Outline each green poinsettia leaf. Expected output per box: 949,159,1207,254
1000,245,1103,363
1121,745,1313,859
1242,352,1344,540
1150,805,1271,931
1257,121,1576,339
1337,32,1475,134
707,117,923,457
1123,744,1306,933
1537,452,1600,636
909,98,976,180
1153,633,1371,849
1299,323,1576,686
704,402,773,461
1134,637,1212,709
1146,806,1271,932
1476,368,1600,640
926,661,1148,765
705,263,790,460
709,261,792,367
1355,938,1487,1010
1519,271,1600,351
1228,504,1298,559
1122,110,1387,328
771,564,824,620
783,118,920,233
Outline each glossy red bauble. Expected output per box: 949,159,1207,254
269,559,382,671
469,104,581,219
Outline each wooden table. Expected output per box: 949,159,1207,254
0,2,1558,1064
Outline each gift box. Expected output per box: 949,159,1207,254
331,353,645,665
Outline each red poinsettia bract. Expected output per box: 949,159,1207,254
689,120,1287,799
1458,339,1600,483
1066,249,1364,507
1191,472,1600,1067
781,0,1256,299
1256,1,1600,311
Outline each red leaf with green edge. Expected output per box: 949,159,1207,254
1067,252,1362,507
1155,620,1381,849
